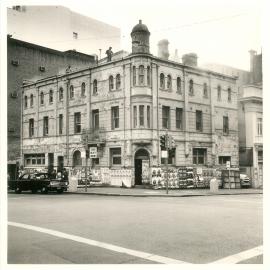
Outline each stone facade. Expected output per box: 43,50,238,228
21,21,239,186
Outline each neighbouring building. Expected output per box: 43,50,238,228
239,51,262,188
8,36,96,164
203,50,263,188
21,20,239,186
7,5,121,56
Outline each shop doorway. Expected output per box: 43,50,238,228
134,148,150,185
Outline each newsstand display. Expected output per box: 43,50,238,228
150,166,222,189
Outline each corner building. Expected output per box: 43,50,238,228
22,21,239,186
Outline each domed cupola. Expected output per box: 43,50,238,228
130,20,150,54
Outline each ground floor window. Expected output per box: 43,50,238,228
193,148,207,165
73,150,82,166
92,158,99,166
24,154,45,166
161,148,175,165
219,156,231,165
110,148,121,165
258,150,263,164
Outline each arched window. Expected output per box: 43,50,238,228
167,75,172,90
177,77,181,92
109,75,114,91
81,82,86,97
133,66,136,86
228,87,232,102
30,94,34,107
147,66,151,86
203,83,208,98
189,79,194,95
24,96,28,108
73,150,82,167
70,85,74,99
93,80,97,94
49,89,53,103
116,74,121,90
40,92,44,105
139,65,144,85
160,73,165,89
59,87,64,101
217,85,221,100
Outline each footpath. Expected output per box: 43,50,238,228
68,186,263,197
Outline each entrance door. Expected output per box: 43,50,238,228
134,148,150,185
48,153,54,173
135,159,142,185
57,156,64,172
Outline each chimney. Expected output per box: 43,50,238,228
249,49,256,74
158,39,169,60
182,53,198,67
172,49,180,62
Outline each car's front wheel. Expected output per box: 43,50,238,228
15,187,21,194
41,187,48,194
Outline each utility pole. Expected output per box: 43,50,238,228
165,130,169,195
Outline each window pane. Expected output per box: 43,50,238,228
133,106,137,127
147,106,150,128
139,105,144,126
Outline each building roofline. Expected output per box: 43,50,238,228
7,36,96,59
23,52,237,87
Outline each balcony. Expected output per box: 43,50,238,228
81,127,106,145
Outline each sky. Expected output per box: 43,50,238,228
3,0,262,70
66,0,262,70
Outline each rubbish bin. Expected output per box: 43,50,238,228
69,176,78,192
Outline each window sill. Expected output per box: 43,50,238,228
109,88,122,92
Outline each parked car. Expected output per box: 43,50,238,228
240,174,251,188
8,172,68,194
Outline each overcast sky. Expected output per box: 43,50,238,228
4,0,262,70
66,0,262,70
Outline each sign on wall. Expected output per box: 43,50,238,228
89,147,97,158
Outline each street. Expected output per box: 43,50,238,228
8,193,263,264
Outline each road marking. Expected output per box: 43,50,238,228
210,245,263,264
8,221,188,264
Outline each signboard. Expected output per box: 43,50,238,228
226,161,231,169
89,147,97,158
161,150,168,158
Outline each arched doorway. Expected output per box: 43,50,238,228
73,150,82,167
134,148,150,185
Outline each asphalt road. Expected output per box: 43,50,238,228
7,193,263,264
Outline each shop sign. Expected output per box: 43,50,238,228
226,161,231,169
89,147,97,158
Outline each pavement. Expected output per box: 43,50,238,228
71,186,263,197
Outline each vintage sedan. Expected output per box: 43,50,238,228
8,172,68,194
